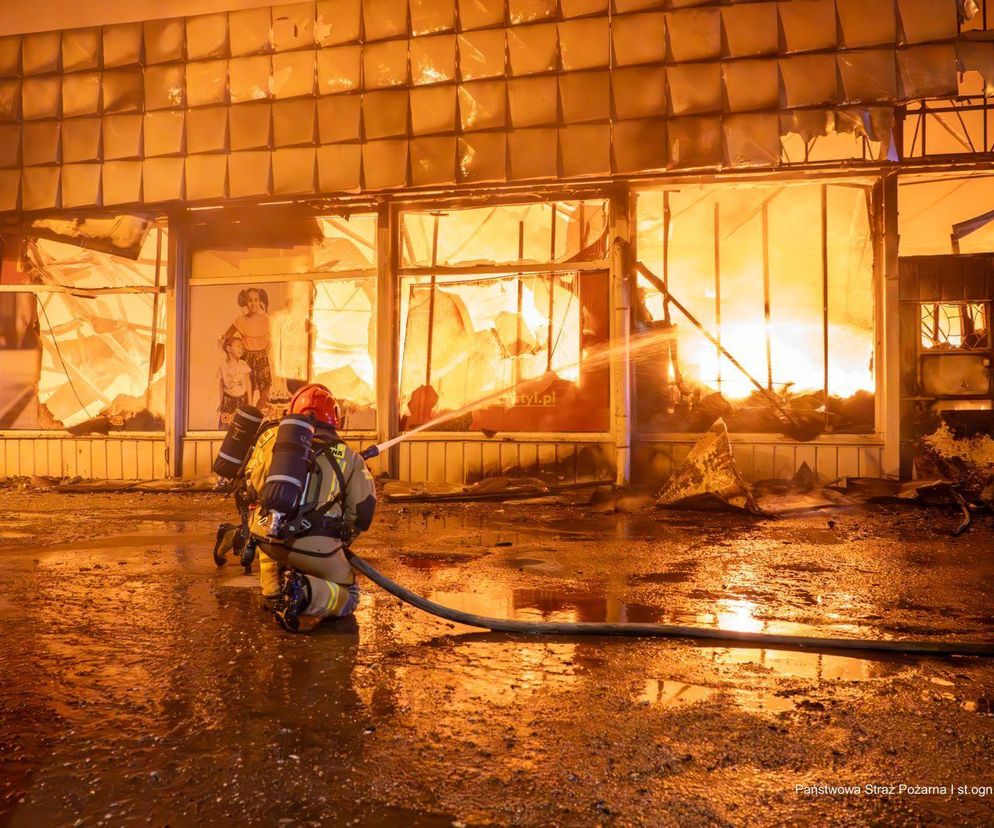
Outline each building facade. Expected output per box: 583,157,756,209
0,0,992,485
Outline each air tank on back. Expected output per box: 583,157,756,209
259,414,315,537
213,405,264,479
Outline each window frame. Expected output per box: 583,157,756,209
393,194,616,440
183,208,381,438
0,222,169,437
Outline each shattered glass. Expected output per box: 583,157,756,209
634,182,875,434
398,268,610,432
921,303,990,350
401,200,608,267
0,227,168,431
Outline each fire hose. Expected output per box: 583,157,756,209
344,550,994,657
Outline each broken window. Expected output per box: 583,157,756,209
397,201,611,433
186,213,377,431
634,182,876,436
0,221,167,431
921,302,990,350
400,200,608,267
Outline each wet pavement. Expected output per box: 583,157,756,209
1,489,994,826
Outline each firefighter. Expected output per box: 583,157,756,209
243,383,377,632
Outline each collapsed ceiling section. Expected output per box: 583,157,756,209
0,0,985,212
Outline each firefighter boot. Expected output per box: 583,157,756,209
273,569,310,633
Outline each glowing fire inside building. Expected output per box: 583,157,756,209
0,0,992,488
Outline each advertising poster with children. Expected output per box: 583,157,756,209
187,282,311,431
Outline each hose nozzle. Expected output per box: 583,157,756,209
360,445,381,460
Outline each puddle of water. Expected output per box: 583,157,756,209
637,679,798,714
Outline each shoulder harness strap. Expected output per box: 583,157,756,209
308,437,349,518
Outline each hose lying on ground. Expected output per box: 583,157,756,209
345,551,994,657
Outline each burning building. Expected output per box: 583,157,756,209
0,0,992,486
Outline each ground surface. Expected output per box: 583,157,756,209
1,487,994,826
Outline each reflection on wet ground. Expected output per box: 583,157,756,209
2,492,994,825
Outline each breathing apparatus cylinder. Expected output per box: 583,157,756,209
259,414,315,537
213,405,264,479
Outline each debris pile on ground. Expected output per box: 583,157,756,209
655,419,759,513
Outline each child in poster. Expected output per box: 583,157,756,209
217,333,253,428
222,288,273,411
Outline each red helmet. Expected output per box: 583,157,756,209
288,383,340,428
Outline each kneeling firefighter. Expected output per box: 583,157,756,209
219,383,377,632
